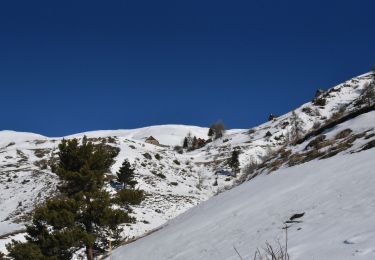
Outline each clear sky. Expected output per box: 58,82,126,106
1,0,374,137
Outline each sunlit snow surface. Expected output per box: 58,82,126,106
111,112,375,260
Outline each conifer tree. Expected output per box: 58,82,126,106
7,137,139,260
192,136,197,149
116,159,137,189
183,137,188,149
208,127,214,138
228,150,240,174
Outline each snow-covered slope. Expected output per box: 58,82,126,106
0,71,374,258
111,110,375,260
0,131,46,147
66,125,237,146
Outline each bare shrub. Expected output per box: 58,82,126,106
329,110,344,122
362,82,375,107
313,96,326,106
334,129,352,140
360,140,375,151
354,80,375,108
208,121,226,140
312,121,321,129
174,145,183,154
242,160,258,176
234,225,290,260
248,129,256,135
289,111,304,143
305,135,326,150
237,159,259,183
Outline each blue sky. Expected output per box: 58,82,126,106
1,0,374,137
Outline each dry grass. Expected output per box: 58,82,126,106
334,129,352,140
234,225,290,260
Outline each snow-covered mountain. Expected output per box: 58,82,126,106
1,71,374,258
111,111,375,260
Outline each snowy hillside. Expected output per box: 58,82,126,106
111,110,375,260
66,125,215,146
1,71,374,258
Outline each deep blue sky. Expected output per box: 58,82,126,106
1,0,374,137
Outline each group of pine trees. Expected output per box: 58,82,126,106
182,132,195,150
182,132,206,151
180,121,226,152
6,137,144,260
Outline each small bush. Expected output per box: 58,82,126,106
288,153,305,166
360,140,375,151
143,153,152,160
302,106,313,115
154,153,162,160
312,121,321,129
268,114,278,121
248,129,256,135
281,121,290,129
173,159,180,165
107,136,117,143
6,142,15,147
313,97,326,106
151,171,166,179
335,129,352,140
34,160,48,170
241,160,259,179
169,182,178,186
174,146,183,154
116,189,144,206
305,135,326,150
21,179,30,185
303,149,323,163
330,110,344,122
279,149,292,159
156,173,166,179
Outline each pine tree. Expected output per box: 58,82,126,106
116,159,137,189
183,137,188,149
7,137,138,260
192,136,197,149
208,127,214,138
228,150,240,174
182,132,196,150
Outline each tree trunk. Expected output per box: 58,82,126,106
86,244,94,260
